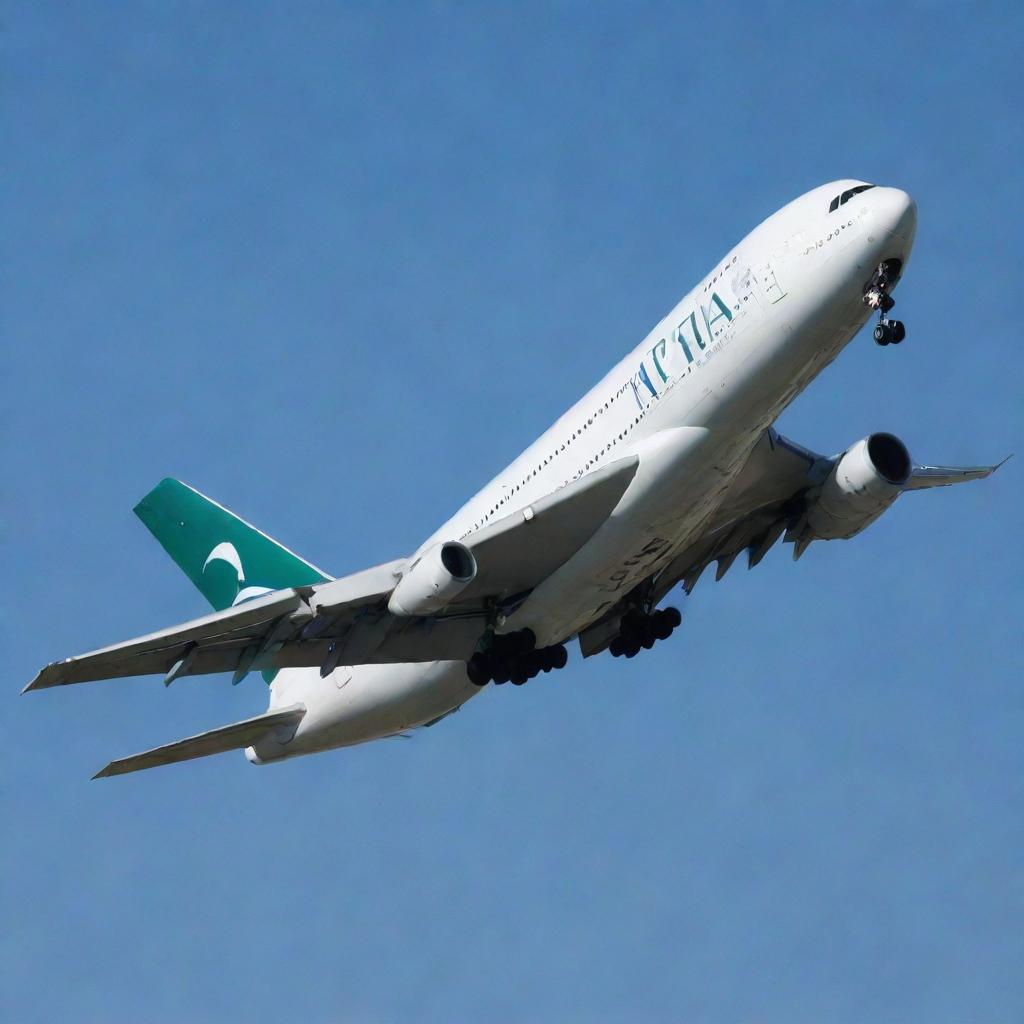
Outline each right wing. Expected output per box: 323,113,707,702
26,457,640,692
648,432,1007,601
579,429,1006,656
903,458,1010,489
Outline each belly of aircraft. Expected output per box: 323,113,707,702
502,422,761,645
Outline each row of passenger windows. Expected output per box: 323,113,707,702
468,381,650,531
828,183,873,213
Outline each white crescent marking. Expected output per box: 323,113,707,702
203,541,245,582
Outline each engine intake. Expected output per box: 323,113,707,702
387,542,477,617
805,432,912,540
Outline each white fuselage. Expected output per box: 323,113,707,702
249,179,918,765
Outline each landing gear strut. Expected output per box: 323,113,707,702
466,628,569,687
608,606,682,659
864,259,906,346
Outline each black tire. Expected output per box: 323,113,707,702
552,645,568,670
663,606,682,629
891,320,905,343
640,619,657,649
467,654,491,686
492,665,510,685
609,638,624,658
653,614,673,642
517,629,537,654
874,323,890,345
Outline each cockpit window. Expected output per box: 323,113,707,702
828,184,874,213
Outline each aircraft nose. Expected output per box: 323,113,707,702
875,187,917,244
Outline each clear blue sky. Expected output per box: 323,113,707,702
5,3,1022,1022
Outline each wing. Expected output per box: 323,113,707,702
26,457,640,692
646,433,1006,603
903,457,1010,489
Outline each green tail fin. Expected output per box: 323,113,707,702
134,478,330,611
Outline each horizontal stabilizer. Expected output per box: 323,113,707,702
93,704,305,779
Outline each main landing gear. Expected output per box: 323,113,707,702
608,606,682,659
466,629,569,687
864,259,906,346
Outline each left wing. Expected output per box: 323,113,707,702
26,458,641,692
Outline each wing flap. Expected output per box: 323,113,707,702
93,704,306,779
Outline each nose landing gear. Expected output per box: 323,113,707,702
864,259,906,346
873,319,906,346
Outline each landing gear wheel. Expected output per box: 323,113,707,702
467,654,491,686
890,320,905,343
874,323,891,346
652,613,673,642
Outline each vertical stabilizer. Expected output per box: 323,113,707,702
134,478,330,611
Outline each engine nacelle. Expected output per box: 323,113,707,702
387,542,477,617
806,432,912,540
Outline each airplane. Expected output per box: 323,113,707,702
25,179,1006,778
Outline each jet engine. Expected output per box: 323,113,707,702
805,432,912,540
387,542,478,616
